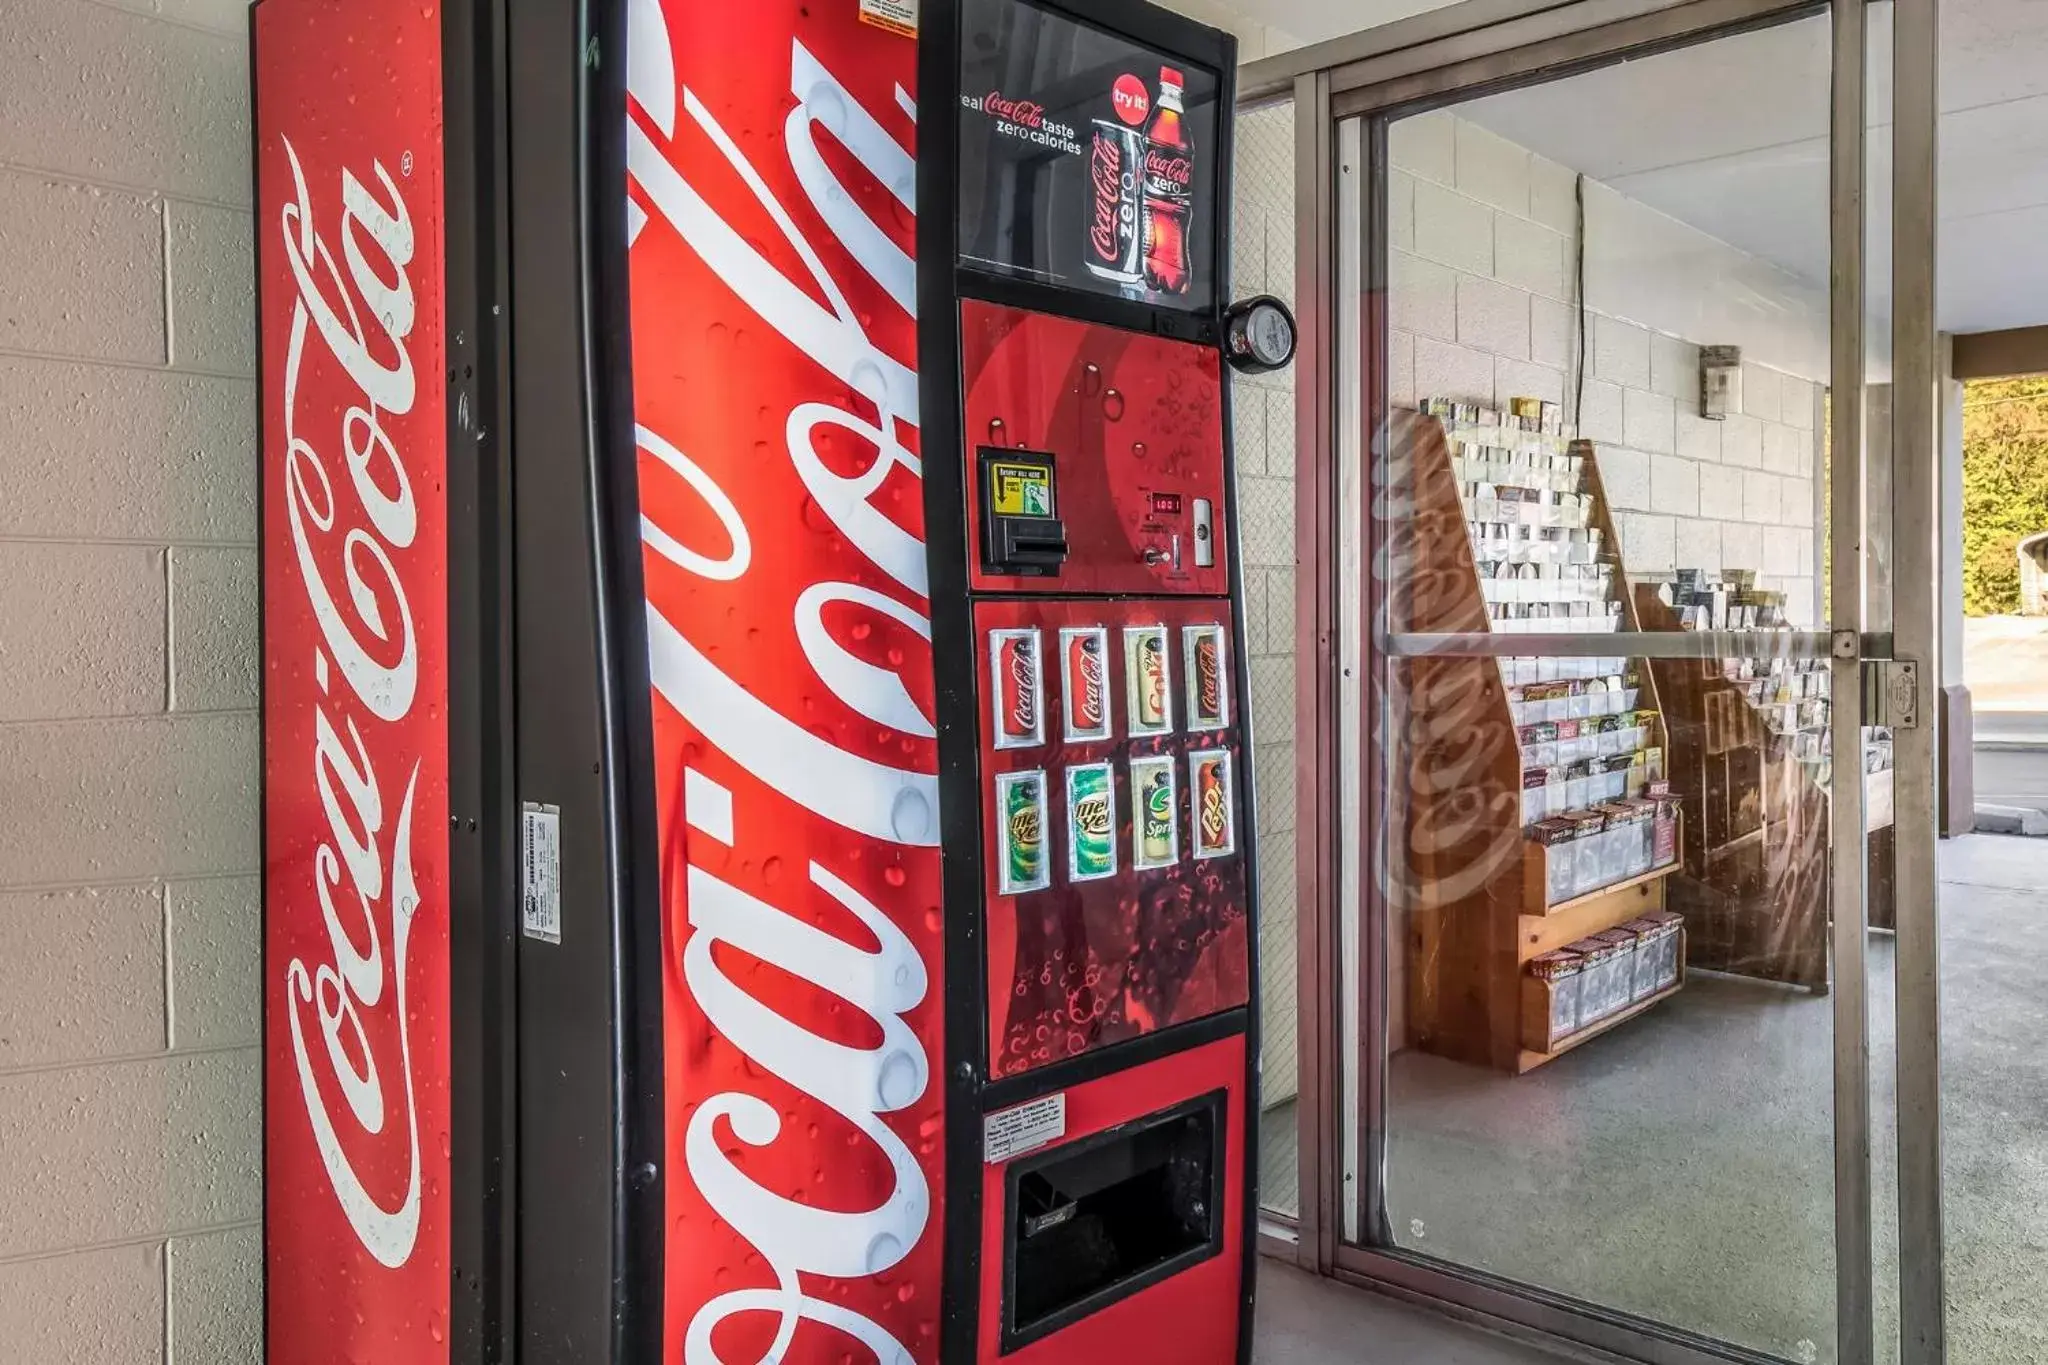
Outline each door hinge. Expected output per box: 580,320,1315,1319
1862,659,1920,729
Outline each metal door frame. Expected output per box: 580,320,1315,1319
1242,0,1947,1360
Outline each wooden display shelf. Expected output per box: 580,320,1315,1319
1390,407,1681,1074
1630,587,1894,986
1517,976,1685,1074
1522,840,1684,921
1519,859,1680,957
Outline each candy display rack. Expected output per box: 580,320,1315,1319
1390,400,1687,1074
1635,572,1897,971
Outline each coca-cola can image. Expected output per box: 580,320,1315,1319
995,769,1051,894
1183,623,1229,730
1059,625,1111,742
1189,747,1236,859
989,627,1044,749
1129,754,1180,870
1084,119,1145,286
1123,624,1172,735
1065,761,1117,882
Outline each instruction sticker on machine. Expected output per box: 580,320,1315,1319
985,1092,1066,1163
522,802,562,944
989,459,1055,517
858,0,917,37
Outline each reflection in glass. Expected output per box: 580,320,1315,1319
1368,13,1847,1359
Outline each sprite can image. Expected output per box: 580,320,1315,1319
1130,757,1178,868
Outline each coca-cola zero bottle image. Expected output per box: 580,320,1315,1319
1142,66,1195,296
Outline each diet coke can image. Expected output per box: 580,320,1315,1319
1060,625,1112,742
989,627,1044,749
1142,65,1195,296
1084,120,1145,286
1124,624,1172,735
1183,623,1229,730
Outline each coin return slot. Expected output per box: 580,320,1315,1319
1002,1091,1224,1351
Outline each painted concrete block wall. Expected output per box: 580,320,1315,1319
0,2,260,1360
1230,99,1302,1111
1390,111,1825,623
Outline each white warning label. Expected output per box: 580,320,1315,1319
983,1093,1065,1164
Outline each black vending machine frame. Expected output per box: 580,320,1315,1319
916,1,1261,1361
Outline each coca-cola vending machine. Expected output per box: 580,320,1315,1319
253,0,1292,1361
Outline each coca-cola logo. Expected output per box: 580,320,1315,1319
1145,148,1193,189
1077,651,1104,708
1008,646,1037,732
985,90,1045,129
275,136,428,1271
628,26,938,1363
1088,136,1126,261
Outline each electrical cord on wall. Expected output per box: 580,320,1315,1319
1574,172,1587,431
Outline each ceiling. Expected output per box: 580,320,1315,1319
1230,0,2048,335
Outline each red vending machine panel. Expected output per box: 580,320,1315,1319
977,597,1249,1078
935,0,1258,1353
962,302,1231,597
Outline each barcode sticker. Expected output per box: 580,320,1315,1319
522,802,562,944
983,1093,1065,1163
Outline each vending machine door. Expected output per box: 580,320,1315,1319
923,0,1260,1361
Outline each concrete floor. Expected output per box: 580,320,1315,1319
1254,1260,1590,1364
1258,834,2048,1364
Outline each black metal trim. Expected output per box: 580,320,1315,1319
918,8,990,1365
981,1009,1248,1111
997,1088,1230,1355
1208,45,1264,1365
441,0,519,1357
956,266,1220,347
575,1,665,1359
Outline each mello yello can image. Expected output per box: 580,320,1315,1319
997,770,1050,894
1131,756,1178,868
1067,763,1116,880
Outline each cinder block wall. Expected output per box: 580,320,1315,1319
0,2,261,1359
1389,110,1825,624
1229,101,1301,1114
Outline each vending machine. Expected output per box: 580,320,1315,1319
253,0,1292,1361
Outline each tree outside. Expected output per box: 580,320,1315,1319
1963,376,2048,615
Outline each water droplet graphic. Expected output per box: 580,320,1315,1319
890,787,933,842
1081,361,1103,394
1132,441,1147,459
988,417,1006,444
865,1232,905,1275
1102,388,1125,421
875,1049,921,1109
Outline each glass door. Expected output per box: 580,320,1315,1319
1236,0,1923,1360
